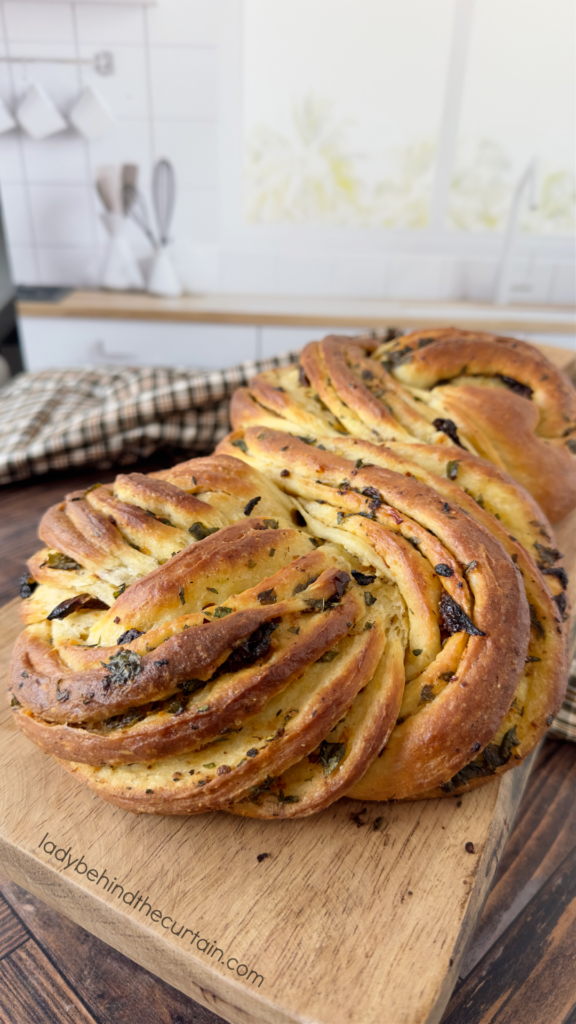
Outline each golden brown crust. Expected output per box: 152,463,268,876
8,410,568,816
232,330,576,522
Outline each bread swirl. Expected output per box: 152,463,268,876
230,329,576,523
9,431,567,816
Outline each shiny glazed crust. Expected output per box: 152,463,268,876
9,431,568,816
230,329,576,523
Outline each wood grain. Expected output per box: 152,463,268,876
0,937,98,1024
16,289,576,338
0,876,227,1024
0,894,28,960
0,595,535,1024
441,845,576,1024
458,738,576,981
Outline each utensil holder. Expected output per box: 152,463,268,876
147,245,182,297
101,213,144,291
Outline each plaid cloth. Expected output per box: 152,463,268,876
0,354,297,485
0,355,573,744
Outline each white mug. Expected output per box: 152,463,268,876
16,83,67,140
70,86,116,141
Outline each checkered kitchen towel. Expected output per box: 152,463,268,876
0,354,298,485
0,355,573,742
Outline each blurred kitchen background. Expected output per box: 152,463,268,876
0,0,574,376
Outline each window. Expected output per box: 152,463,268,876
241,0,574,237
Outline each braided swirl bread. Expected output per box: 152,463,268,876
10,429,568,817
231,329,576,523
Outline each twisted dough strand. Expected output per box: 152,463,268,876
231,330,576,522
9,347,570,816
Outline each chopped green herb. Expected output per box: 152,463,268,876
318,649,339,662
500,726,519,760
207,587,218,594
213,606,233,618
166,698,186,716
318,739,346,776
179,586,185,605
534,542,562,568
412,648,423,656
197,704,209,712
189,522,219,541
257,588,277,605
203,763,216,769
47,552,82,571
463,560,477,574
260,518,279,530
231,438,248,453
269,548,275,557
364,592,377,606
101,649,142,689
446,460,459,480
84,483,102,494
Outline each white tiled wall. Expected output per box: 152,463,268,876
0,0,223,288
0,1,574,308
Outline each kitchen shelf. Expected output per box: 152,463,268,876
16,290,576,335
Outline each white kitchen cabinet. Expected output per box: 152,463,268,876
18,318,258,372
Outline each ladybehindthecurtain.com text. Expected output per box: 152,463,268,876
37,831,265,988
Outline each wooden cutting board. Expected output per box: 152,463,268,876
0,511,573,1024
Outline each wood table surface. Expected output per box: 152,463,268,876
1,462,575,1024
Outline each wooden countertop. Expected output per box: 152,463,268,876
17,289,576,334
